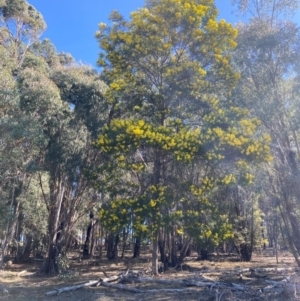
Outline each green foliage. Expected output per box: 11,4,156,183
0,0,109,271
51,67,108,137
56,254,71,277
232,11,300,256
0,0,46,71
232,192,265,247
20,173,49,237
0,0,46,34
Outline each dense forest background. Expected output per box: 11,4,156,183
1,0,300,276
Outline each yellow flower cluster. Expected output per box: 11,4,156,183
200,108,272,163
206,19,218,32
239,118,261,136
110,78,126,91
221,174,236,185
243,172,255,184
190,177,214,196
97,118,203,163
97,112,272,168
190,185,203,196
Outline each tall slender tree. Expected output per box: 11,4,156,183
232,0,300,264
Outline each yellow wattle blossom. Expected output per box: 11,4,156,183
132,128,143,135
205,230,212,238
206,19,218,31
244,172,255,184
177,228,184,235
150,199,156,207
221,174,236,185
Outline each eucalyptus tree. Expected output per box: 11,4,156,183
0,0,46,267
18,58,108,273
0,0,109,273
232,0,300,263
232,0,299,23
0,0,46,68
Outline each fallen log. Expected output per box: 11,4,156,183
183,278,215,287
264,279,300,295
17,270,27,276
44,275,120,296
255,267,296,273
102,281,203,294
101,281,143,293
101,275,120,282
45,280,100,296
224,267,296,275
144,288,200,294
120,275,215,287
119,274,237,292
264,267,295,272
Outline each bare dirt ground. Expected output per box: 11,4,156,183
1,249,300,301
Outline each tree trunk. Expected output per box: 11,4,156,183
152,231,159,275
83,222,93,258
240,243,252,262
279,205,300,266
286,209,300,253
170,228,178,266
160,230,171,270
121,228,128,259
40,173,65,275
83,214,96,259
106,233,119,260
200,248,208,261
178,239,191,263
133,237,141,258
158,230,166,264
113,234,119,259
90,224,96,257
0,202,20,268
106,233,114,260
151,151,162,274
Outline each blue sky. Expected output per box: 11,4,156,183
28,0,300,68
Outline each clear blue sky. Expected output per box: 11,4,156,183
28,0,300,67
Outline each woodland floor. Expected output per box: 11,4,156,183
1,248,300,301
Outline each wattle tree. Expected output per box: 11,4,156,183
95,0,272,274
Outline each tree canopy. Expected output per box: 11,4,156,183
2,0,300,277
